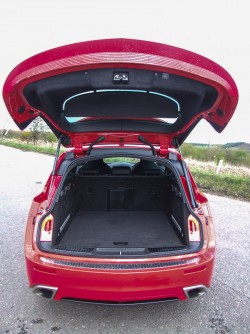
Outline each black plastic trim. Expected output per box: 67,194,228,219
23,68,218,145
41,258,195,269
62,297,179,305
37,153,204,257
181,160,198,209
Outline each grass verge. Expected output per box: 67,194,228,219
1,140,249,201
0,140,64,155
190,167,250,201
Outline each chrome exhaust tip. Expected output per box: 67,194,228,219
183,285,208,299
32,285,58,299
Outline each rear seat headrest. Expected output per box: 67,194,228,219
77,159,112,175
132,160,162,175
111,166,132,175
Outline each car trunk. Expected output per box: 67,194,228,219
41,157,200,257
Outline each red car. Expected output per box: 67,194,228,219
3,39,238,304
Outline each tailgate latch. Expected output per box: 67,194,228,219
113,72,129,84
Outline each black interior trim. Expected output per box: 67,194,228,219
23,68,218,144
37,154,204,258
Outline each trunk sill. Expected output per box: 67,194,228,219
40,256,201,269
39,242,200,258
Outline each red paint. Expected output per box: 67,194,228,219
3,38,238,148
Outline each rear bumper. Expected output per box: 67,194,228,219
26,251,214,303
32,283,208,305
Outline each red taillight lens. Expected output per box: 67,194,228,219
188,215,201,242
189,220,194,233
40,214,54,242
44,219,52,232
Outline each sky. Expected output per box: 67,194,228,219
0,0,249,144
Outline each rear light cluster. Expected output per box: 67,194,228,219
197,202,211,217
40,214,54,242
188,215,201,242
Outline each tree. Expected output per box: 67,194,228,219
0,127,7,139
29,117,48,145
20,131,31,144
41,132,57,146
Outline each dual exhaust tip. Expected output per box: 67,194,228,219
32,284,208,301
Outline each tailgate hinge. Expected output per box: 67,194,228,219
73,137,83,154
159,137,169,156
74,143,83,154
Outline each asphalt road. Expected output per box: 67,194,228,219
0,145,249,334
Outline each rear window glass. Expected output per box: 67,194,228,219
63,89,180,125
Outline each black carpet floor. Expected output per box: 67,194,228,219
59,211,182,248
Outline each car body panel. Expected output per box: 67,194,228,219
26,256,214,302
3,39,238,147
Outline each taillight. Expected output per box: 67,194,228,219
196,202,211,217
40,214,54,242
188,215,201,242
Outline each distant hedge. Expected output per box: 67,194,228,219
2,129,57,144
1,129,250,168
181,143,250,167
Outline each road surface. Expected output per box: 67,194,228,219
0,145,249,334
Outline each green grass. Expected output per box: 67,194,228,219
104,157,140,163
0,140,64,155
1,139,249,201
190,167,250,201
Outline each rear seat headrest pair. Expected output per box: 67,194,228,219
77,159,163,175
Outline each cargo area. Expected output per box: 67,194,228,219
58,211,182,249
45,158,196,256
